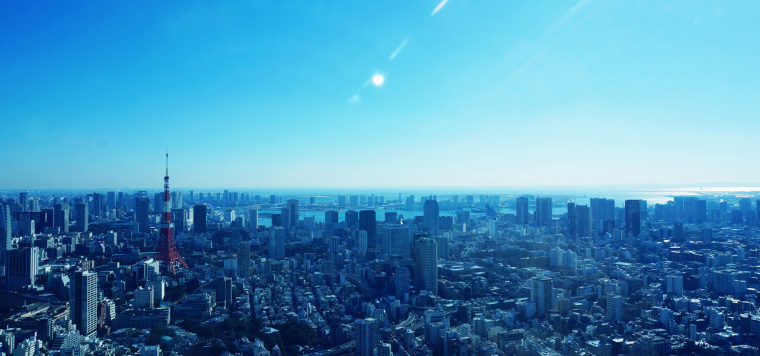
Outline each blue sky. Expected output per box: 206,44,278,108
1,1,759,190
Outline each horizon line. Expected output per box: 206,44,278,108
3,183,760,194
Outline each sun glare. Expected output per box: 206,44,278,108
372,74,385,86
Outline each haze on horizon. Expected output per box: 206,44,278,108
2,1,759,190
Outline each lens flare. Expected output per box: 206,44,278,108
372,74,385,86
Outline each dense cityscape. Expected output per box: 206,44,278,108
3,0,758,355
2,159,760,356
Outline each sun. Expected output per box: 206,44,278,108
372,74,385,86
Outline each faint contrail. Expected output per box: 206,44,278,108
507,0,594,81
389,39,409,61
431,0,449,16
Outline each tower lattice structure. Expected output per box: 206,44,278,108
155,152,188,273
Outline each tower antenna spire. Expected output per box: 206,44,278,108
156,149,187,274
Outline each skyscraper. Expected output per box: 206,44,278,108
327,236,340,255
135,197,150,233
75,202,88,233
54,202,70,234
41,208,54,228
395,266,411,301
406,195,416,209
216,277,233,309
590,198,612,231
238,241,251,278
171,191,183,209
91,193,104,218
271,213,282,227
625,200,641,237
414,237,438,295
5,247,39,292
269,226,285,259
28,198,39,212
153,192,163,214
607,295,622,322
359,210,377,248
566,203,577,239
576,205,592,237
530,277,554,317
423,200,440,236
19,192,29,212
384,224,411,258
248,208,259,231
172,208,186,233
286,199,299,231
324,210,338,230
345,210,358,229
280,207,289,229
134,286,154,309
674,196,697,219
535,197,552,227
354,318,379,356
740,198,752,219
357,230,367,252
193,204,207,233
435,236,449,260
516,197,529,225
71,270,98,337
693,199,707,224
0,204,11,264
106,191,116,211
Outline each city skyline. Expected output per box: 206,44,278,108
3,164,760,354
2,1,760,189
4,2,760,355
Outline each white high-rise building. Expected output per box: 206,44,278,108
135,286,155,309
563,250,577,270
71,270,98,337
607,295,623,321
530,277,554,317
171,191,183,209
487,218,498,237
415,238,438,295
354,318,379,356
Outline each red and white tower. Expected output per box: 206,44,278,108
155,152,188,273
